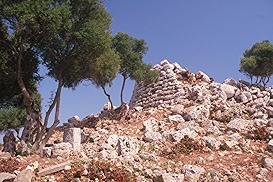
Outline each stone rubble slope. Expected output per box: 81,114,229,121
1,60,273,181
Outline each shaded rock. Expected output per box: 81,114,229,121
221,140,239,151
183,105,210,121
196,71,211,83
14,169,33,182
3,130,16,156
262,157,273,169
268,139,273,152
171,104,185,115
43,147,52,158
100,134,140,159
223,78,237,87
172,128,198,142
201,136,221,150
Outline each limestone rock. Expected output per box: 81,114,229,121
227,118,250,132
0,172,16,182
63,128,81,151
268,139,273,152
196,71,211,83
201,136,221,150
143,118,159,132
182,165,205,181
144,131,162,142
168,114,184,123
223,78,237,87
262,157,273,169
221,83,236,99
155,171,184,182
14,169,33,182
52,142,72,157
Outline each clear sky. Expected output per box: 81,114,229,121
39,0,273,126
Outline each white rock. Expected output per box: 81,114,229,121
223,78,237,87
182,165,205,181
227,118,250,132
196,71,211,83
221,83,236,99
268,139,273,152
262,157,273,169
168,115,185,123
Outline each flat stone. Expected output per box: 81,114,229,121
0,152,11,159
37,161,71,177
14,169,33,182
0,172,16,182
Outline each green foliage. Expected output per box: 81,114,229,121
40,0,114,89
86,49,120,88
240,40,273,87
112,32,158,103
113,32,148,80
0,107,26,131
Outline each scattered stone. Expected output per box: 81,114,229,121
37,161,71,177
268,139,273,152
262,157,273,169
155,171,184,182
168,114,184,123
52,142,72,157
202,136,221,150
14,169,33,182
227,118,250,132
0,152,11,159
0,172,16,182
182,165,205,181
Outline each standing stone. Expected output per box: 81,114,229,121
3,130,16,156
63,128,81,151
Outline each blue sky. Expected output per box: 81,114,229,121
39,0,273,125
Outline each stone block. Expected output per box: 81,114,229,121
37,161,71,177
63,128,81,151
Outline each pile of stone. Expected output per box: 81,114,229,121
130,59,273,122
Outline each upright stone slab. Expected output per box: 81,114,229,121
63,128,81,151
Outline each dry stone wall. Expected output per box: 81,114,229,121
129,59,273,122
129,59,211,110
130,60,192,110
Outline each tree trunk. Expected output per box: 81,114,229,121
120,73,127,104
37,75,63,154
102,86,113,109
17,42,41,153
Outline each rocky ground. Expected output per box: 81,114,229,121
1,61,273,181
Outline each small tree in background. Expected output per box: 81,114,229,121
85,49,120,109
113,32,156,104
240,40,273,88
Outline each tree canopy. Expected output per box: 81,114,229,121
112,32,157,104
0,0,119,153
240,40,273,88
